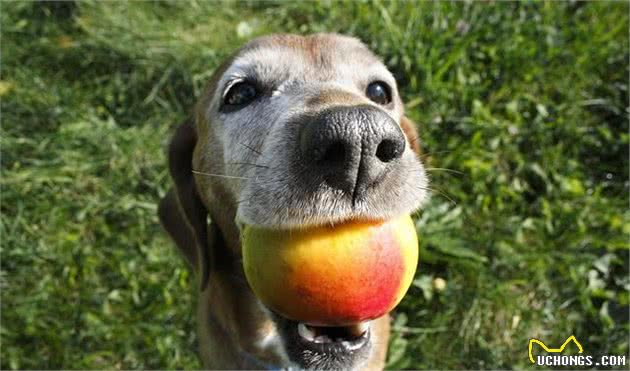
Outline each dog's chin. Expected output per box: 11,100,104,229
270,312,372,370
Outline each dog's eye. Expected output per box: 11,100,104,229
224,81,258,107
366,81,392,105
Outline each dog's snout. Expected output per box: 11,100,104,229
299,105,405,202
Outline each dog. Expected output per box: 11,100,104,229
158,33,428,370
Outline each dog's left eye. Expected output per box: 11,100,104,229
366,81,392,105
224,81,258,107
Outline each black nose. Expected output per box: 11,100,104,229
299,105,406,203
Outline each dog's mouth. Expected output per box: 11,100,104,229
296,321,370,348
272,313,372,370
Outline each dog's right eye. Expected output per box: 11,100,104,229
223,81,258,108
366,81,392,105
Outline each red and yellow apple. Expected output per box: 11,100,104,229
242,215,418,326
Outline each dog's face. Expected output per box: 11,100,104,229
196,34,428,229
189,34,428,370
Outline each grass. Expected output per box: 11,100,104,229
1,1,628,369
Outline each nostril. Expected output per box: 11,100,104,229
317,141,346,165
375,139,403,163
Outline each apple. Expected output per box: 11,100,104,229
242,215,418,326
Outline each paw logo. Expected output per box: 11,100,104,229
528,335,584,363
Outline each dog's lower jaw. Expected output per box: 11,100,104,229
291,342,372,371
254,306,370,371
270,310,391,371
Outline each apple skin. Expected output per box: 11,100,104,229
242,215,418,326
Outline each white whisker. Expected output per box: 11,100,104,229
192,170,249,180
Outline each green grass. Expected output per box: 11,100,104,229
2,1,628,369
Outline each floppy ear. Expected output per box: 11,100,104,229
158,119,217,291
400,115,421,155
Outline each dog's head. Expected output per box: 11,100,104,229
160,33,428,370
